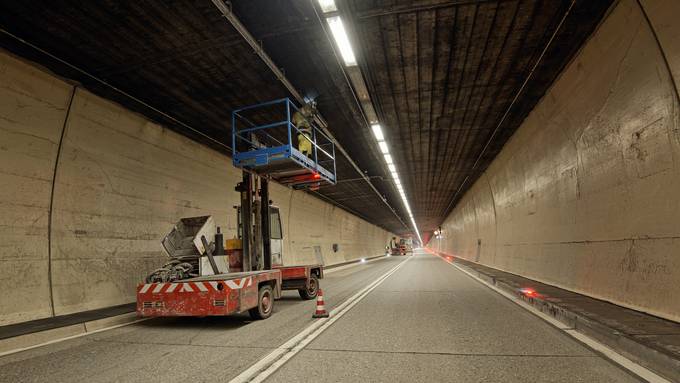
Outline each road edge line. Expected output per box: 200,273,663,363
435,255,670,383
0,317,149,358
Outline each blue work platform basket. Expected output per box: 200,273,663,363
231,98,337,189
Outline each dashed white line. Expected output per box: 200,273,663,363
229,255,412,383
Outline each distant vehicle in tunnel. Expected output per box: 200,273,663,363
400,238,414,254
387,237,412,256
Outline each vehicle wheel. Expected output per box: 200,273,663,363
249,284,274,320
298,275,319,300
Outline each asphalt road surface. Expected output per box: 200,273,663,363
0,250,641,382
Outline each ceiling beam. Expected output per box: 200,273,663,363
355,0,503,20
210,0,409,231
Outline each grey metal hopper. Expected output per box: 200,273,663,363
161,215,216,259
146,216,217,283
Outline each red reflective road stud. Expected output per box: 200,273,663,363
312,289,329,318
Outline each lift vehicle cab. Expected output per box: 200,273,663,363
233,204,323,300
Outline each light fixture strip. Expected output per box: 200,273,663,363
325,16,357,66
371,130,422,244
317,0,421,243
318,0,338,13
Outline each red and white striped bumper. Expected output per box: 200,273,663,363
136,277,255,317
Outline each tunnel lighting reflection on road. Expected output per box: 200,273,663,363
318,0,337,13
326,16,357,66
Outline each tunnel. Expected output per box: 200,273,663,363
0,0,679,382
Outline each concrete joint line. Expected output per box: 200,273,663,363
229,256,412,383
635,0,680,104
439,256,671,383
46,86,77,317
0,28,228,152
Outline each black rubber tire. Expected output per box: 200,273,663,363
249,285,274,320
298,275,319,300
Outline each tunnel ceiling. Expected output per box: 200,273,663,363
0,0,612,238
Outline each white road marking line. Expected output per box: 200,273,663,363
324,255,389,274
229,256,412,383
0,256,407,360
438,256,671,383
0,317,149,358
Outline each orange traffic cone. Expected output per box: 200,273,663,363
312,289,329,318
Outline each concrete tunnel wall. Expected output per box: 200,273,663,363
0,50,395,326
433,0,680,323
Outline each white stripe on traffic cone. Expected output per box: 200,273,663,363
312,289,329,318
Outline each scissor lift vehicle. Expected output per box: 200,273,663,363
137,99,330,320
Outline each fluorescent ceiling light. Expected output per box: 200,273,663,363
371,124,384,141
317,0,337,13
379,141,389,154
326,16,357,66
388,164,396,173
384,154,393,164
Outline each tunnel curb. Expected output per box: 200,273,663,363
0,255,387,356
0,312,140,356
449,259,680,382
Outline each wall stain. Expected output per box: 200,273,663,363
619,240,670,279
